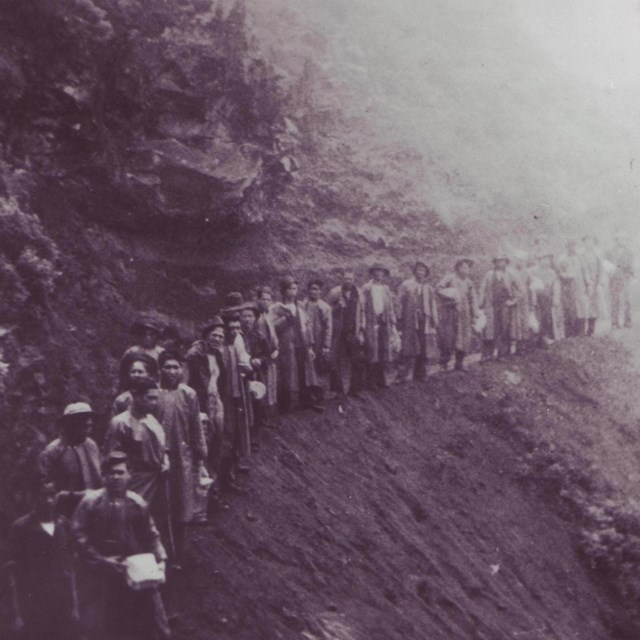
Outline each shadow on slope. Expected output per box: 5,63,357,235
171,335,640,640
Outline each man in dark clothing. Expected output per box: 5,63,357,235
39,402,102,517
478,256,519,360
186,317,250,495
327,269,366,406
6,476,78,640
73,451,170,640
240,302,271,450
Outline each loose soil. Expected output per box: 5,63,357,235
170,332,640,640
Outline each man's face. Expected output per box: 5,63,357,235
227,321,242,339
494,259,508,271
415,266,428,281
284,284,298,301
308,284,321,301
161,359,182,387
240,309,256,332
372,269,385,283
129,360,149,382
141,329,158,350
137,388,159,415
258,292,272,312
104,462,130,495
342,272,355,287
206,327,225,351
65,414,92,444
457,263,471,278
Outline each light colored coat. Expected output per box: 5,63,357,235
575,250,602,319
361,281,396,364
157,384,207,523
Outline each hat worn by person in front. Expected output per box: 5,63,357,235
130,316,163,336
454,257,474,270
413,261,430,276
57,402,98,427
201,315,225,338
239,301,260,317
368,263,390,278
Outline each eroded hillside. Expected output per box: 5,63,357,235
167,335,640,640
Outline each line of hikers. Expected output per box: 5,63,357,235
5,234,635,639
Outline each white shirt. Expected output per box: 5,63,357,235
40,521,55,536
371,284,386,316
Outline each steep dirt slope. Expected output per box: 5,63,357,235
169,335,640,640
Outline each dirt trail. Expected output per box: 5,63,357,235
170,335,640,640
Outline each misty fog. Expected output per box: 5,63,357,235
249,0,640,244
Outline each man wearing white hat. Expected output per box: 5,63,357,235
39,402,102,515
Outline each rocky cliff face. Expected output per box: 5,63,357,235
0,0,461,519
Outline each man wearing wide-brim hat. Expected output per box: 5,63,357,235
272,275,320,412
576,235,602,336
303,278,333,408
123,314,166,365
529,251,565,345
478,253,521,361
397,260,439,382
39,402,103,515
362,263,397,388
436,258,479,371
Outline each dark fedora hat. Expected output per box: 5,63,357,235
201,315,225,337
239,301,260,316
280,275,298,293
454,257,474,270
130,315,163,335
368,263,390,277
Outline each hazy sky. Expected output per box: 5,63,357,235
249,0,640,241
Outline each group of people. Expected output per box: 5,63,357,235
5,234,635,639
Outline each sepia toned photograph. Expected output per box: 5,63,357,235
1,1,639,639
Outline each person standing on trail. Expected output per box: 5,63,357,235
304,279,333,406
557,240,581,338
606,235,634,329
6,475,78,640
530,252,564,346
114,352,158,414
362,263,397,389
39,402,102,517
122,316,165,366
436,258,478,371
478,254,520,361
576,235,602,336
328,269,366,405
157,351,207,565
510,250,534,354
185,317,226,498
240,302,271,451
255,286,279,421
273,276,319,412
105,379,171,551
72,452,170,640
397,260,439,383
